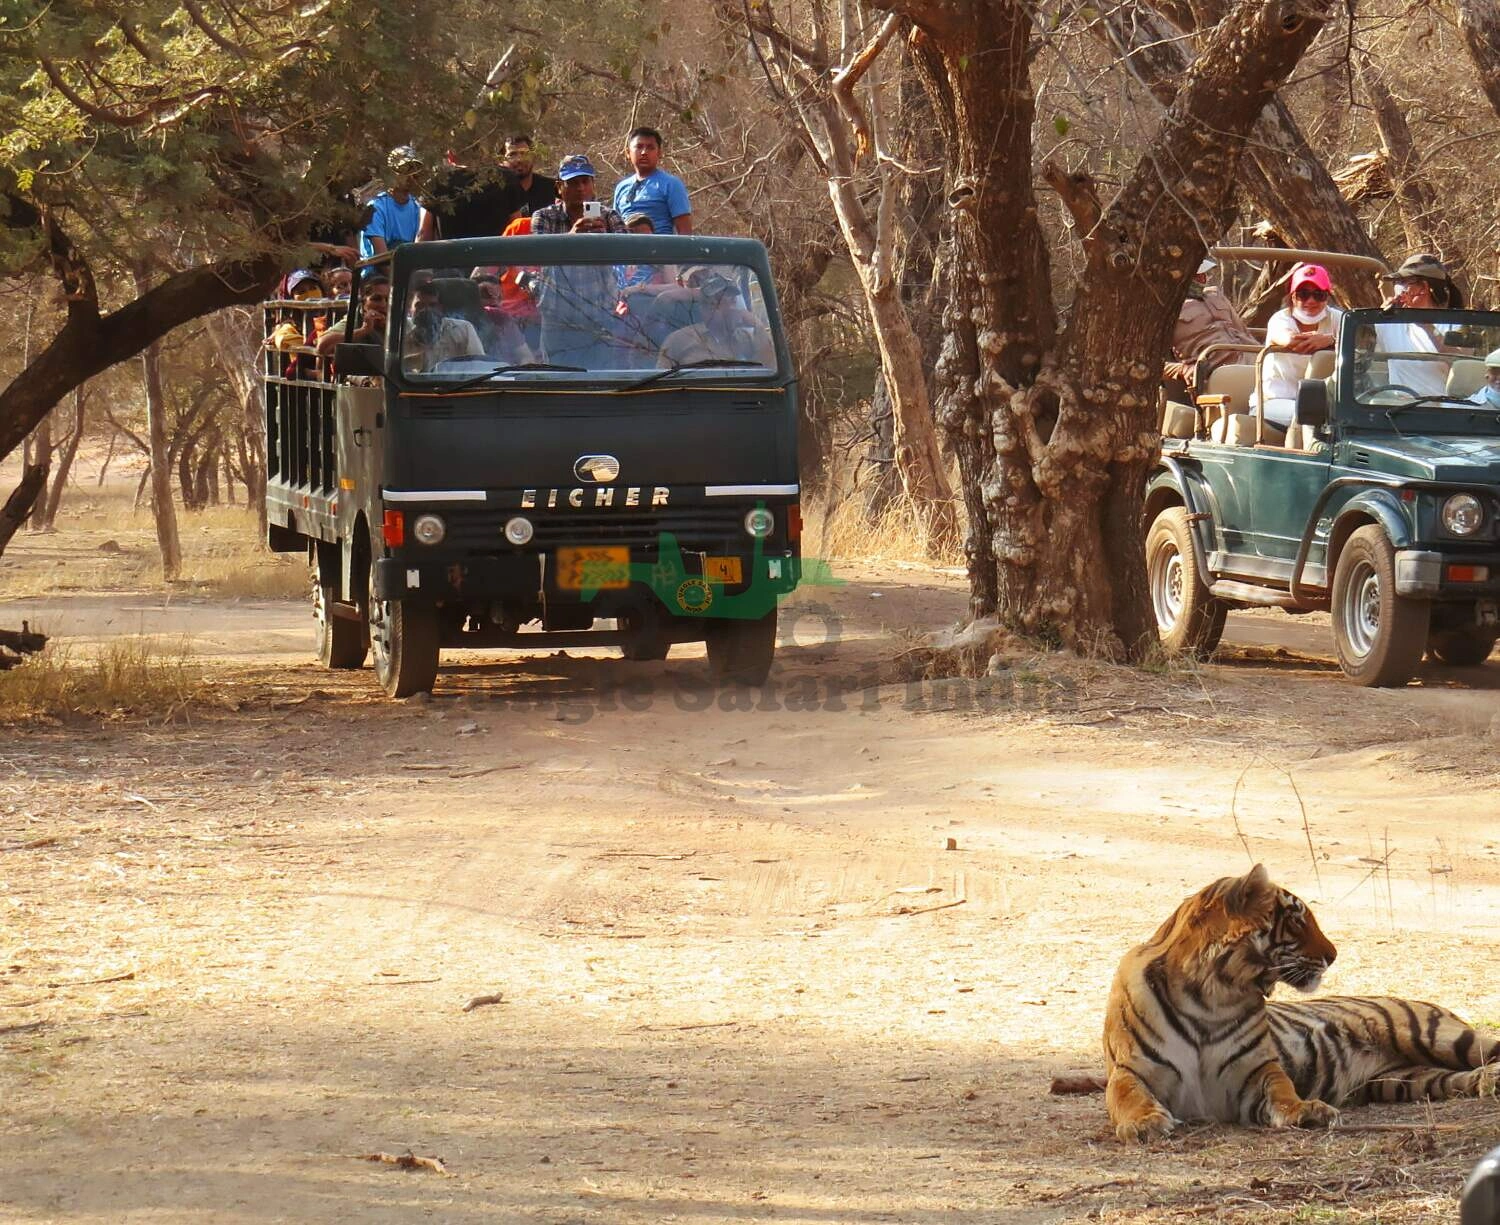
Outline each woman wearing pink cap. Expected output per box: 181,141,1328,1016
1253,262,1340,431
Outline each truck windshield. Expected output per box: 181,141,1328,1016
396,260,778,384
1352,316,1500,411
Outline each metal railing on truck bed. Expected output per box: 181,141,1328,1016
261,297,344,530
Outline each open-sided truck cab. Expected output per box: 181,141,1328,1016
1146,248,1500,685
263,234,801,696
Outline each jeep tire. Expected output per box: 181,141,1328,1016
1331,525,1430,687
705,607,777,686
313,553,367,670
1427,626,1498,667
368,561,441,698
1146,507,1227,659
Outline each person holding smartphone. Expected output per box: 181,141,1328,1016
528,155,628,368
528,155,627,236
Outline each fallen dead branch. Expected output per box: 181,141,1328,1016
894,898,967,917
365,977,441,987
1050,1075,1108,1095
0,1019,48,1037
1,836,58,852
353,1150,448,1174
44,971,135,988
461,993,504,1013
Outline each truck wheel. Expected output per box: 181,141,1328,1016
705,608,777,685
368,574,441,698
1331,525,1430,687
1427,627,1498,667
313,555,366,669
618,608,670,661
1146,507,1227,659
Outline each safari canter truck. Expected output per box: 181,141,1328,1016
261,235,801,697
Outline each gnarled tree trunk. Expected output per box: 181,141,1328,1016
140,334,182,581
885,0,1335,657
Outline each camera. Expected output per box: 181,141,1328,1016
582,201,602,220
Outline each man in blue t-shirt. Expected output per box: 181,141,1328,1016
359,146,428,259
611,127,692,235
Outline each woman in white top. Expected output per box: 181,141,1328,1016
1254,263,1340,430
1373,253,1463,397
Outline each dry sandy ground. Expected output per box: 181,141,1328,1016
3,551,1500,1223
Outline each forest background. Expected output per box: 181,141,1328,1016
1,0,1498,658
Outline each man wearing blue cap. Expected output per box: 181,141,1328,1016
528,155,628,368
530,154,627,235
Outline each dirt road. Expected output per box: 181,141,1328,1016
3,570,1500,1223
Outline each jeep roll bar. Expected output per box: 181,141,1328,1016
1209,246,1392,278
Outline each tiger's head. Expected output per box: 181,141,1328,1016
1169,864,1337,1000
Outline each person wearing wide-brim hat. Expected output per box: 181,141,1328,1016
1375,253,1465,397
1383,252,1465,310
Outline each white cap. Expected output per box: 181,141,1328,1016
1197,256,1217,275
1486,347,1500,368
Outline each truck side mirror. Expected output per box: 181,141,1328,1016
336,342,384,378
1295,378,1329,429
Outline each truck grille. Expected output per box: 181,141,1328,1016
442,508,748,551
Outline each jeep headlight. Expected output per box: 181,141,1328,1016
411,513,446,546
1442,494,1485,537
743,508,775,538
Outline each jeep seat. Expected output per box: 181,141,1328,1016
1209,413,1286,447
1202,362,1256,413
1161,401,1196,439
1448,358,1486,399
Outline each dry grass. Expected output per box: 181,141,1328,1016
812,489,967,567
0,638,203,719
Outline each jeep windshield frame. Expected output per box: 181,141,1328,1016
1339,306,1500,437
382,234,791,395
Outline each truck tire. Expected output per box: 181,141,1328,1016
1331,525,1430,687
618,608,670,661
1146,507,1227,659
705,608,777,686
368,569,441,698
313,555,366,669
1427,627,1498,667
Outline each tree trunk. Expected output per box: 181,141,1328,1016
205,309,267,537
37,386,86,530
1456,0,1500,120
1104,1,1383,307
1357,57,1463,275
888,0,1334,655
0,465,48,558
140,337,182,581
25,413,53,531
862,376,898,520
0,254,279,465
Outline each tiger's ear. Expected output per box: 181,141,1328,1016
1223,863,1274,918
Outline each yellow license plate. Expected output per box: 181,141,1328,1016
703,556,743,584
556,546,631,590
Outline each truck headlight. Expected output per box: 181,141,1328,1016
1442,494,1485,537
504,516,534,545
411,513,446,546
743,508,775,538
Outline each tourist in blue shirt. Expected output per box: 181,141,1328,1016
611,127,693,235
359,146,429,259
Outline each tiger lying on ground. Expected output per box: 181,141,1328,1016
1104,864,1498,1142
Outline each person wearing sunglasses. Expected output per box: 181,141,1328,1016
1373,253,1463,397
1254,263,1340,431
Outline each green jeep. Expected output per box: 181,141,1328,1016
1146,293,1500,686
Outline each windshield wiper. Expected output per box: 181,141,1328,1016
625,358,760,392
441,361,587,393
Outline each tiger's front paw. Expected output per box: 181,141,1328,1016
1115,1108,1177,1143
1272,1098,1339,1130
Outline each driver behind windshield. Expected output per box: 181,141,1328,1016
1374,253,1464,396
657,274,773,369
403,276,483,372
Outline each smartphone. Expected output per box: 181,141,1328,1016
582,201,602,220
